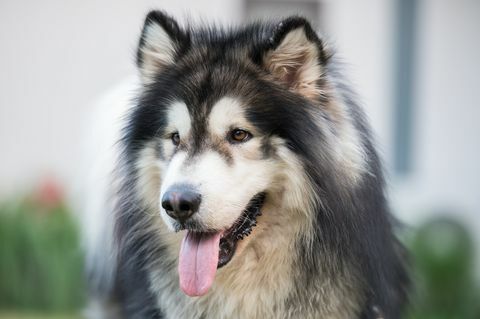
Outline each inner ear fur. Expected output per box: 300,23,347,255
263,17,328,100
136,10,188,84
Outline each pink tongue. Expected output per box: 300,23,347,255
178,231,221,296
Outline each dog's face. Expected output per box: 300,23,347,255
159,97,276,233
126,11,366,297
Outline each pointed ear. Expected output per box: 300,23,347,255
136,11,187,84
262,17,327,100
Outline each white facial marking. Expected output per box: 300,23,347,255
193,151,274,229
157,97,278,231
166,101,191,137
161,101,191,159
208,97,254,137
159,146,274,231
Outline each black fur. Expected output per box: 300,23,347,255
103,10,410,318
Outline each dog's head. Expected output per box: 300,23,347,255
125,11,366,296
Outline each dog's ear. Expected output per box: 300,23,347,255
262,17,327,100
136,11,188,84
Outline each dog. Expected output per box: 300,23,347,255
80,10,409,319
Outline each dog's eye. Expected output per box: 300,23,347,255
171,132,180,146
229,129,251,143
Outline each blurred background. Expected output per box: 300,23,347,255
0,0,479,318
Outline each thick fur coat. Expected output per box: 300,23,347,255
81,11,409,319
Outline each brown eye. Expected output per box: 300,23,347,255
171,132,180,146
229,129,251,143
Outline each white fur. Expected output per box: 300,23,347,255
165,101,191,139
333,108,369,183
76,77,139,317
135,142,163,213
208,97,256,136
159,100,192,163
319,98,369,185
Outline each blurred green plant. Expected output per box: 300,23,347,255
406,217,480,319
0,198,86,315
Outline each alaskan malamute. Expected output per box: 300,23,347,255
81,10,408,319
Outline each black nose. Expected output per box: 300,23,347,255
161,186,201,223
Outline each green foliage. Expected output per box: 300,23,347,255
406,217,480,319
0,200,86,314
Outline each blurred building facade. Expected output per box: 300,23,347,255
1,0,479,255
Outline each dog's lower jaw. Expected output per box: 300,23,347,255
151,198,360,318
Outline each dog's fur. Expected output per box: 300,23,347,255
81,11,408,319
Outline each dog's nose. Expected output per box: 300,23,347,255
161,186,201,223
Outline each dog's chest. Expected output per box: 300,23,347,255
149,242,294,318
147,211,362,318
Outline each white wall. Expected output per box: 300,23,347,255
392,0,480,241
322,0,396,166
0,0,243,196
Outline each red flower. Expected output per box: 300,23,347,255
36,176,64,208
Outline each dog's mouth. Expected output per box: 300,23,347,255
177,192,266,297
218,192,266,267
